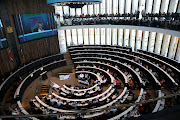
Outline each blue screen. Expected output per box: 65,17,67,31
14,13,57,43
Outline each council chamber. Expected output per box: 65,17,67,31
0,0,180,120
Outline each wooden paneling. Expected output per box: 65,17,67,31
0,0,60,79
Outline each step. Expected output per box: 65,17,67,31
41,87,48,89
41,90,48,92
41,90,49,92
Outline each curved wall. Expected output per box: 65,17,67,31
60,25,180,38
58,25,180,62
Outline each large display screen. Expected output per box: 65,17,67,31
0,19,8,49
14,13,57,43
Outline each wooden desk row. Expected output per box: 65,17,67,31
138,49,180,70
109,88,144,120
73,56,159,89
33,87,130,119
70,49,177,87
72,53,160,87
69,46,178,87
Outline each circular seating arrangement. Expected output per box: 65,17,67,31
3,45,180,120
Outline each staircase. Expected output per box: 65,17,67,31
39,85,49,99
64,52,74,66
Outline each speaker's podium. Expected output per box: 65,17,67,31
40,71,47,80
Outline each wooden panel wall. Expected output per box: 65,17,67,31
0,0,60,79
0,9,17,80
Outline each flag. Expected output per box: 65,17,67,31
20,47,24,57
8,50,13,62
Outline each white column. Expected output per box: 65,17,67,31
58,30,67,54
175,39,180,62
106,28,111,45
83,29,89,45
95,28,100,45
119,0,125,14
160,0,170,13
154,33,163,54
177,2,180,13
139,0,146,19
118,29,123,46
161,35,171,57
101,28,105,45
142,31,149,51
135,30,143,50
168,36,178,59
146,0,153,13
148,32,156,52
152,0,161,13
112,29,118,45
123,29,130,47
168,0,179,13
113,0,118,14
131,0,139,14
129,29,136,51
125,0,132,14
